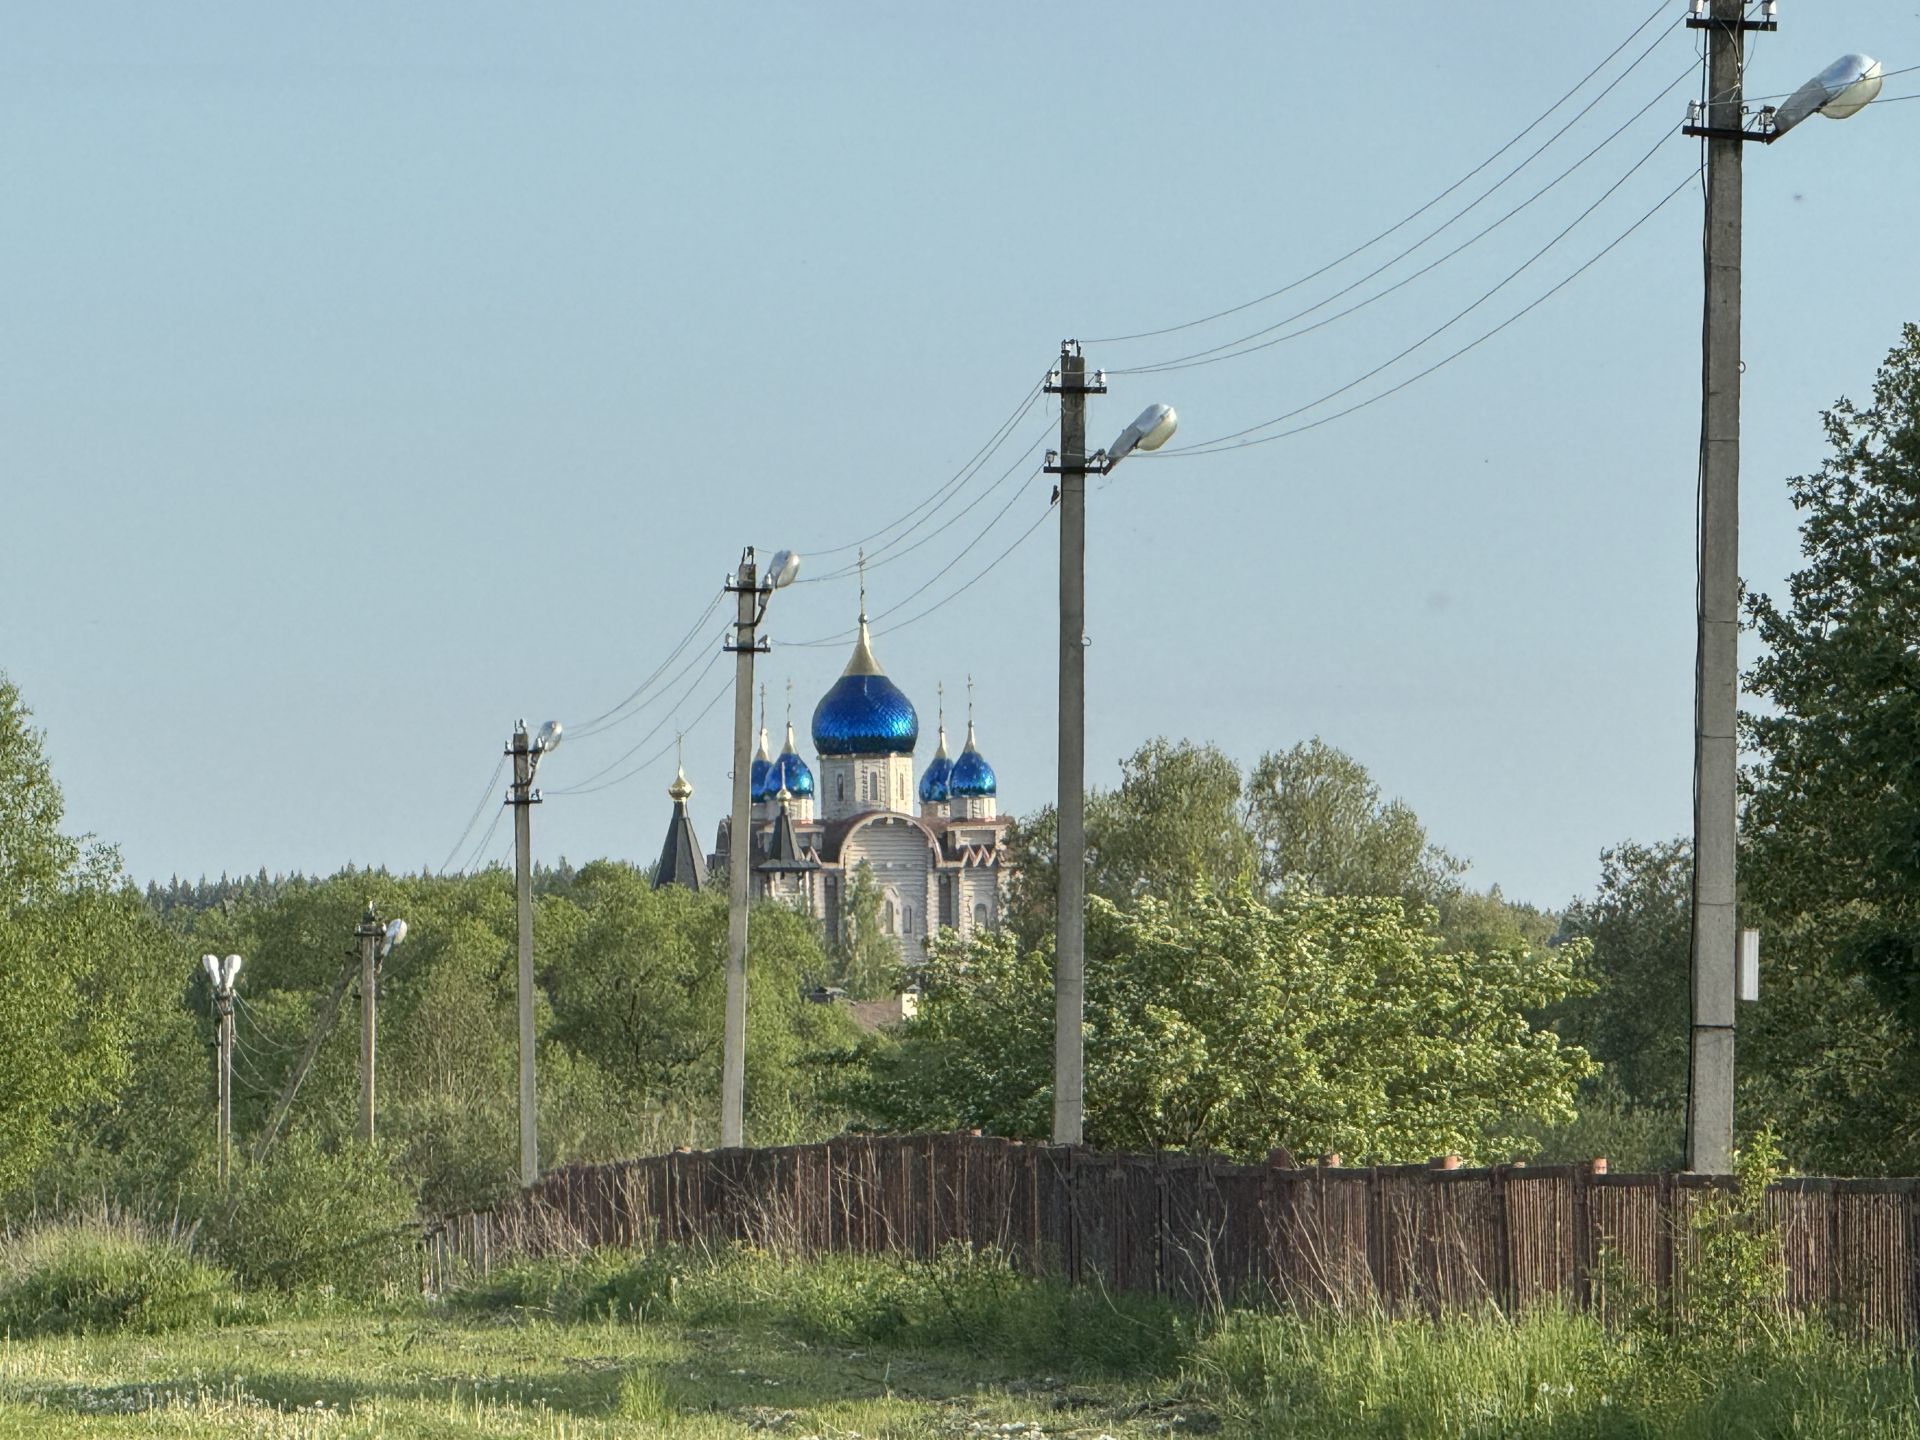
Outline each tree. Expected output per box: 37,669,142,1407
1003,739,1260,947
1551,840,1693,1112
1739,323,1920,1172
834,861,900,1000
853,882,1594,1164
1245,738,1463,908
0,676,188,1196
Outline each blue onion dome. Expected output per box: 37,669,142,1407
919,725,952,803
811,616,919,756
750,726,774,802
947,719,997,798
771,721,815,797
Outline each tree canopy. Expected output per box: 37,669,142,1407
852,883,1594,1164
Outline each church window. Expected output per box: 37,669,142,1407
904,904,915,936
973,903,989,930
883,899,896,933
836,773,846,803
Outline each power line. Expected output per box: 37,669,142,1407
569,587,726,739
1161,124,1686,454
1115,58,1696,377
1158,164,1700,460
548,671,735,797
799,375,1048,564
1083,0,1679,346
797,418,1051,588
436,754,508,876
870,500,1056,641
782,465,1045,648
546,646,728,794
457,803,509,877
569,618,726,746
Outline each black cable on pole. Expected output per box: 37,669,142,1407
1083,0,1679,346
1158,166,1700,459
1115,59,1696,378
1163,130,1690,457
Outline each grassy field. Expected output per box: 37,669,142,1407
1,1233,1917,1438
0,1308,1191,1438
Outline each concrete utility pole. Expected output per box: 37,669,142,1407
1045,343,1105,1147
211,970,236,1187
509,722,540,1186
721,549,762,1150
356,904,383,1143
1686,0,1752,1177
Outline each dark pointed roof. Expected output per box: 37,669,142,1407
653,766,707,891
757,792,819,874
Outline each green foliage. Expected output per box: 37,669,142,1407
855,884,1595,1163
215,1136,417,1297
1740,324,1920,1173
0,1213,235,1336
1551,839,1693,1112
1247,737,1464,909
1006,737,1509,956
833,860,901,1000
1681,1126,1789,1353
0,677,191,1198
1518,1073,1684,1172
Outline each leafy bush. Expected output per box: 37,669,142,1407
216,1135,418,1298
0,1213,234,1335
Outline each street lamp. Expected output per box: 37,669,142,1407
1680,1,1879,1174
1045,344,1175,1146
202,953,242,1187
721,544,802,1148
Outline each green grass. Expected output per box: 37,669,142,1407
0,1242,1914,1437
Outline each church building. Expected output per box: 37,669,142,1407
653,606,1009,963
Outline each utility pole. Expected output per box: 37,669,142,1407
721,549,763,1149
1685,0,1763,1177
509,721,540,1186
356,904,382,1143
207,961,238,1187
1044,342,1105,1146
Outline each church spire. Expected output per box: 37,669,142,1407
655,735,706,890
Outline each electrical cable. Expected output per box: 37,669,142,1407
796,419,1051,587
799,376,1049,564
1084,0,1679,346
569,587,726,739
781,466,1044,648
545,646,727,794
868,500,1056,642
549,671,736,797
1148,168,1700,460
457,804,509,877
1160,130,1690,457
232,994,299,1055
569,619,726,747
436,754,508,877
1115,59,1697,377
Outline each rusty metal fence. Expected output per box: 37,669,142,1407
425,1134,1920,1341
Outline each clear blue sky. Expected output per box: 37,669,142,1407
5,3,1916,908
